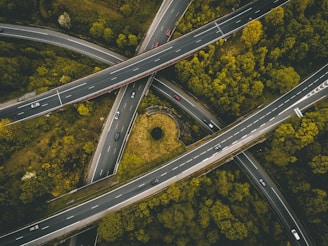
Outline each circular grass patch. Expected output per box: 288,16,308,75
119,113,185,178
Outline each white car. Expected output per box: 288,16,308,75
30,102,40,108
29,225,39,231
291,229,300,241
114,111,120,120
259,178,266,187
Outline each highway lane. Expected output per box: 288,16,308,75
74,1,191,244
89,0,191,181
1,63,326,246
0,0,291,123
0,23,125,65
152,75,316,245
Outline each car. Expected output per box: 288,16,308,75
202,119,214,129
114,111,120,120
30,102,40,108
214,144,221,151
29,225,39,231
154,41,160,48
131,91,136,98
151,178,159,185
173,94,181,100
166,28,172,37
259,178,266,187
291,229,300,241
114,132,120,141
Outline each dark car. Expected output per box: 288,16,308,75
114,132,120,141
151,178,159,185
173,94,181,100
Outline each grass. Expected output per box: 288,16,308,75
118,113,186,179
53,0,121,20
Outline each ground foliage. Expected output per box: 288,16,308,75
174,0,328,120
98,164,288,246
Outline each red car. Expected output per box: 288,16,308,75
173,94,181,100
154,41,160,48
166,28,172,37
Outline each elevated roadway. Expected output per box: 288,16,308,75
0,0,290,123
1,62,326,246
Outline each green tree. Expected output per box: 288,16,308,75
120,4,132,16
19,170,53,204
98,212,124,243
77,103,90,116
241,20,263,48
267,66,300,94
264,7,284,26
128,34,138,47
83,141,95,154
116,33,127,48
103,27,114,42
90,22,105,39
309,155,328,174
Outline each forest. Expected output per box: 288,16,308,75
97,0,328,245
0,0,327,245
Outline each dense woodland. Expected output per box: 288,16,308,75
98,166,288,246
97,0,328,245
0,0,327,245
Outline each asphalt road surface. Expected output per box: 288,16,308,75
0,0,290,123
1,63,326,246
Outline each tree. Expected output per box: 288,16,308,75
19,170,53,204
128,34,138,47
264,7,284,27
295,118,319,149
116,33,127,48
120,4,132,16
77,103,90,116
58,12,71,29
267,66,300,94
83,141,94,154
309,155,328,174
241,20,263,48
103,27,114,42
98,212,124,243
90,22,105,39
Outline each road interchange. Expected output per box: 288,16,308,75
1,60,326,246
0,0,326,245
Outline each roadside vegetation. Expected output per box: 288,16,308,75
98,163,289,246
0,0,161,56
0,95,115,232
0,0,327,244
0,39,106,102
97,0,328,245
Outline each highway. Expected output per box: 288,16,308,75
0,0,322,244
1,61,326,245
69,0,191,244
0,0,290,123
87,0,191,182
